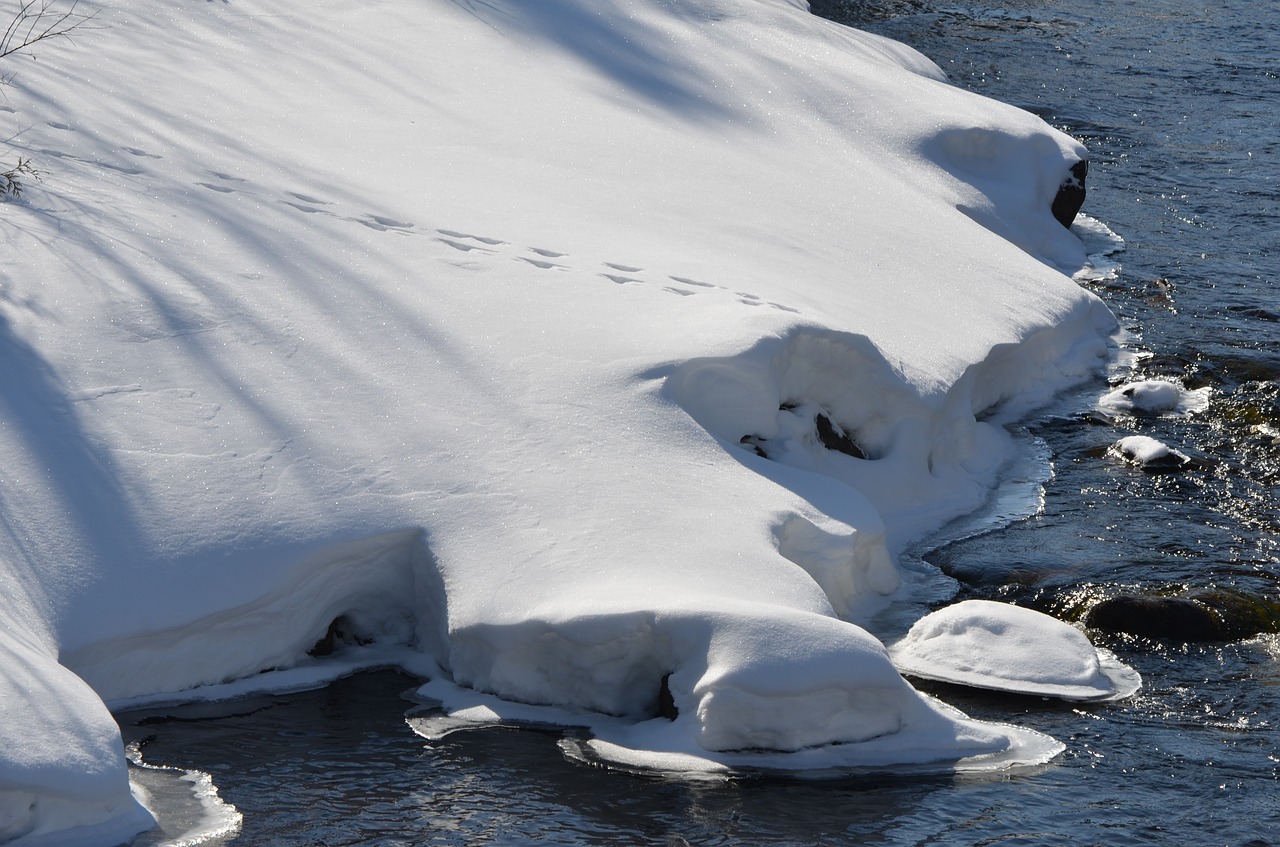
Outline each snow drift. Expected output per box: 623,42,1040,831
0,0,1115,841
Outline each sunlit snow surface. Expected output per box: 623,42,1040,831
1,0,1117,840
890,600,1141,702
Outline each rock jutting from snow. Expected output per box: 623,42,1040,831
1051,159,1089,229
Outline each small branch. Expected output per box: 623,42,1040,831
1,156,39,198
0,0,100,61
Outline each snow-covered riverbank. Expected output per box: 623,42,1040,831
1,0,1114,842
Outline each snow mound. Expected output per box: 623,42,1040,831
1109,435,1192,471
889,600,1141,702
412,601,1065,775
1099,379,1211,416
0,630,154,846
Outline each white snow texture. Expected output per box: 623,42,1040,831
890,600,1141,702
0,0,1117,841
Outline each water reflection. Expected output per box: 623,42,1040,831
121,671,972,846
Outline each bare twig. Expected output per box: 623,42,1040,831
1,155,38,198
1,0,99,61
1,2,101,198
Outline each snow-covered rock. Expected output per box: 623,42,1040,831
890,600,1141,702
1099,379,1211,416
1109,434,1192,471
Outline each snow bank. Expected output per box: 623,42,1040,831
0,629,153,845
0,0,1117,837
890,600,1141,702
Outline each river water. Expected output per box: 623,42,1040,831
120,2,1279,844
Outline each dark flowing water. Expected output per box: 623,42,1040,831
121,2,1279,844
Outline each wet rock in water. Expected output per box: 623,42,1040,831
1086,596,1222,641
1086,591,1280,642
1051,159,1088,228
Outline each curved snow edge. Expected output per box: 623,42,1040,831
0,630,155,846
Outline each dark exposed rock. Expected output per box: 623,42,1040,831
1086,596,1221,641
1086,591,1280,643
658,673,678,720
307,615,372,657
815,412,867,459
1051,159,1088,229
742,405,868,460
308,617,345,657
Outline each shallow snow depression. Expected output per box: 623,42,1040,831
1,0,1114,841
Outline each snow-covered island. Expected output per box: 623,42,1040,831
1,0,1120,843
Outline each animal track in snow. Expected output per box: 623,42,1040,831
366,215,413,230
438,237,495,254
519,256,567,270
33,147,143,175
670,276,717,289
276,191,414,233
437,230,505,246
97,161,144,175
359,215,414,232
283,200,327,214
171,179,807,316
412,226,806,316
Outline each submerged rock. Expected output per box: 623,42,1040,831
1086,591,1280,643
1086,596,1220,641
